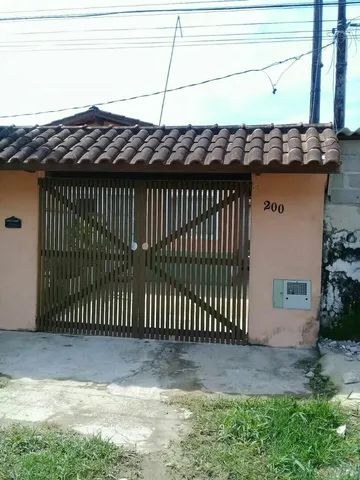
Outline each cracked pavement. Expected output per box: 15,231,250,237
0,331,315,452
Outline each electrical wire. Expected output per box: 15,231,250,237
0,29,333,46
0,30,336,51
0,0,253,15
0,38,332,52
14,19,339,36
0,41,334,119
0,35,337,53
0,2,359,22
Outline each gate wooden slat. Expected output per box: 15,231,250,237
119,181,125,336
38,179,44,330
51,178,58,333
75,182,81,335
118,184,122,336
125,180,131,337
163,184,169,339
184,185,191,341
81,181,87,335
105,181,111,336
180,187,187,341
216,186,222,343
112,179,119,335
199,187,205,342
165,184,172,340
242,183,250,340
100,183,105,335
155,184,161,340
173,186,179,340
232,185,239,344
44,178,51,332
226,184,232,344
191,183,197,341
58,180,66,332
159,184,165,340
104,181,109,335
208,186,215,343
110,179,117,336
145,183,152,338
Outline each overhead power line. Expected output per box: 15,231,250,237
0,29,333,45
0,38,324,53
0,0,252,15
0,41,334,119
0,30,336,52
14,19,339,36
0,2,359,21
0,35,332,49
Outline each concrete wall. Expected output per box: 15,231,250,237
321,138,360,328
0,171,41,330
248,173,327,347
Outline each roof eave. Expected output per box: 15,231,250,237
0,163,340,174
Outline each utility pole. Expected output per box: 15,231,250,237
309,0,323,123
334,0,347,130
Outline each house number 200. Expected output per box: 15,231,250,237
264,200,284,214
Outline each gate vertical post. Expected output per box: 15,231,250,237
133,181,146,338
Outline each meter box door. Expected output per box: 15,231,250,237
273,279,312,310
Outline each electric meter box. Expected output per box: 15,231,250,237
273,279,312,310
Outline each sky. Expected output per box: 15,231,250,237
0,0,359,128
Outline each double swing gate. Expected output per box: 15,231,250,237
38,177,250,344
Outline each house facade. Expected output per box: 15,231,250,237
0,123,340,347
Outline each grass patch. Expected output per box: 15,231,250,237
309,364,338,399
0,424,140,480
171,397,360,480
295,358,338,399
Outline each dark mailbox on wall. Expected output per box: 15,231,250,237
5,216,22,229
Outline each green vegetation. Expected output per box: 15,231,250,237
0,425,139,480
308,364,338,399
321,302,360,341
171,397,360,480
0,374,10,389
295,358,338,399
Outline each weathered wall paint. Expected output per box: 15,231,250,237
0,171,41,330
248,173,327,347
321,139,360,330
322,206,360,326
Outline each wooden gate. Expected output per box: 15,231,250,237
38,177,250,344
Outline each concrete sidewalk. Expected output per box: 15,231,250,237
321,350,360,411
0,331,315,452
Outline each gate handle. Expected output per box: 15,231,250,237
131,241,138,251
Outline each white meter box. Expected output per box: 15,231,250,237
273,279,312,310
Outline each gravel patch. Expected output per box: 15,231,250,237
319,338,360,360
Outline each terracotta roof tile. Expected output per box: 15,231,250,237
0,123,341,172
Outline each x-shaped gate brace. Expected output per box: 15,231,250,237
39,181,245,337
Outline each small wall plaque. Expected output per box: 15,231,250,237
5,216,22,229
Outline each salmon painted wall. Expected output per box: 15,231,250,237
0,171,41,330
248,173,327,347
